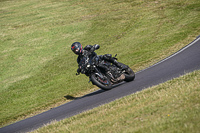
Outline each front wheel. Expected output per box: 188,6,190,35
91,73,112,90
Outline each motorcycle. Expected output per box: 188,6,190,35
76,54,135,90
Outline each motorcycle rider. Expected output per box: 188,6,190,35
71,42,123,76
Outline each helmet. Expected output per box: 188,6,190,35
71,42,83,55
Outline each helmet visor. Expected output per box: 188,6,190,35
74,48,80,53
72,47,82,55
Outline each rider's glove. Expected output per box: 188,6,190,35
90,44,100,53
76,68,81,75
94,44,100,50
77,68,81,73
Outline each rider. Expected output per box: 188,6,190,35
71,42,122,75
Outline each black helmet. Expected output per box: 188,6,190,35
71,42,83,55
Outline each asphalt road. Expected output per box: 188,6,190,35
1,36,200,133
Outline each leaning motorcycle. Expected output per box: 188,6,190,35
77,55,135,90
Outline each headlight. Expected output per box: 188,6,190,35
87,64,90,68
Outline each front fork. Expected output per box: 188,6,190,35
89,66,105,83
93,66,105,79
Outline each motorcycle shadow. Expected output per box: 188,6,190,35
64,82,125,100
64,89,104,100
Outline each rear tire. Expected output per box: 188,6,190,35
91,73,112,90
124,68,135,82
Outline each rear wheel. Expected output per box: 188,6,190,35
124,67,135,82
91,73,112,90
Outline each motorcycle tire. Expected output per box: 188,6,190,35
124,67,135,82
91,73,112,90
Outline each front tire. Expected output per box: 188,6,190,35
91,73,112,90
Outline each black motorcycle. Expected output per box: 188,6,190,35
77,55,135,90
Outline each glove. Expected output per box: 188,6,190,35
77,68,81,73
76,68,81,75
94,44,100,50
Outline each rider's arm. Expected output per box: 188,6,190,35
84,44,100,53
82,44,100,57
77,56,80,64
90,44,100,53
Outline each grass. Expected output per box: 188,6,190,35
0,0,200,127
32,70,200,133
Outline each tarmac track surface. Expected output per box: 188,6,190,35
1,36,200,133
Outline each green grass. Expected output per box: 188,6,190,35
0,0,200,127
32,70,200,133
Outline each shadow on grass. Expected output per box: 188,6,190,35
64,95,77,100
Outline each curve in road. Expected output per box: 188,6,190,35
1,36,200,133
